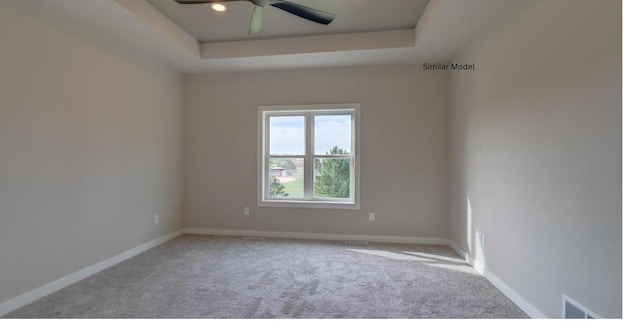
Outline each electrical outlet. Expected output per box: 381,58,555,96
243,207,250,215
476,230,486,247
369,213,375,221
154,215,159,224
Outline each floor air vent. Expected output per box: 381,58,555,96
242,236,265,241
562,294,599,319
344,241,368,245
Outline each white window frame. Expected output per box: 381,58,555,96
257,103,360,209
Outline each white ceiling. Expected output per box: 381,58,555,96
145,0,431,43
42,0,538,74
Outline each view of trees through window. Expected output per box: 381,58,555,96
314,146,350,198
268,145,351,199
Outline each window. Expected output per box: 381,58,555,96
258,104,360,209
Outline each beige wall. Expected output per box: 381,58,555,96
184,66,450,239
0,1,183,303
449,0,621,318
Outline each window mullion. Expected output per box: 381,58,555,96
304,114,314,200
313,154,352,158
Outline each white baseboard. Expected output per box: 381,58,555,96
0,230,183,317
182,227,450,245
447,241,469,261
448,241,548,319
484,268,548,318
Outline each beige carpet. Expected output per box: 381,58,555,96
5,234,527,318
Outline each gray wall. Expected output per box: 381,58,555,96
449,0,621,318
184,66,450,239
0,1,183,303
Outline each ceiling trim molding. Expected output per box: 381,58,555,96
200,29,415,60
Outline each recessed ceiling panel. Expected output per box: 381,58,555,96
146,0,430,42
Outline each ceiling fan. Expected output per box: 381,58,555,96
174,0,336,35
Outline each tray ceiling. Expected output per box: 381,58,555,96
41,0,538,73
146,0,431,42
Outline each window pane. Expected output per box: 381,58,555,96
269,116,304,155
313,158,351,199
314,114,351,155
268,157,304,199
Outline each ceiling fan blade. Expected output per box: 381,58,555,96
249,6,264,35
269,0,335,25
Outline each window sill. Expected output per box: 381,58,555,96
258,199,360,210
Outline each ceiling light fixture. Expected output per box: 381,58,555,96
211,3,226,12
